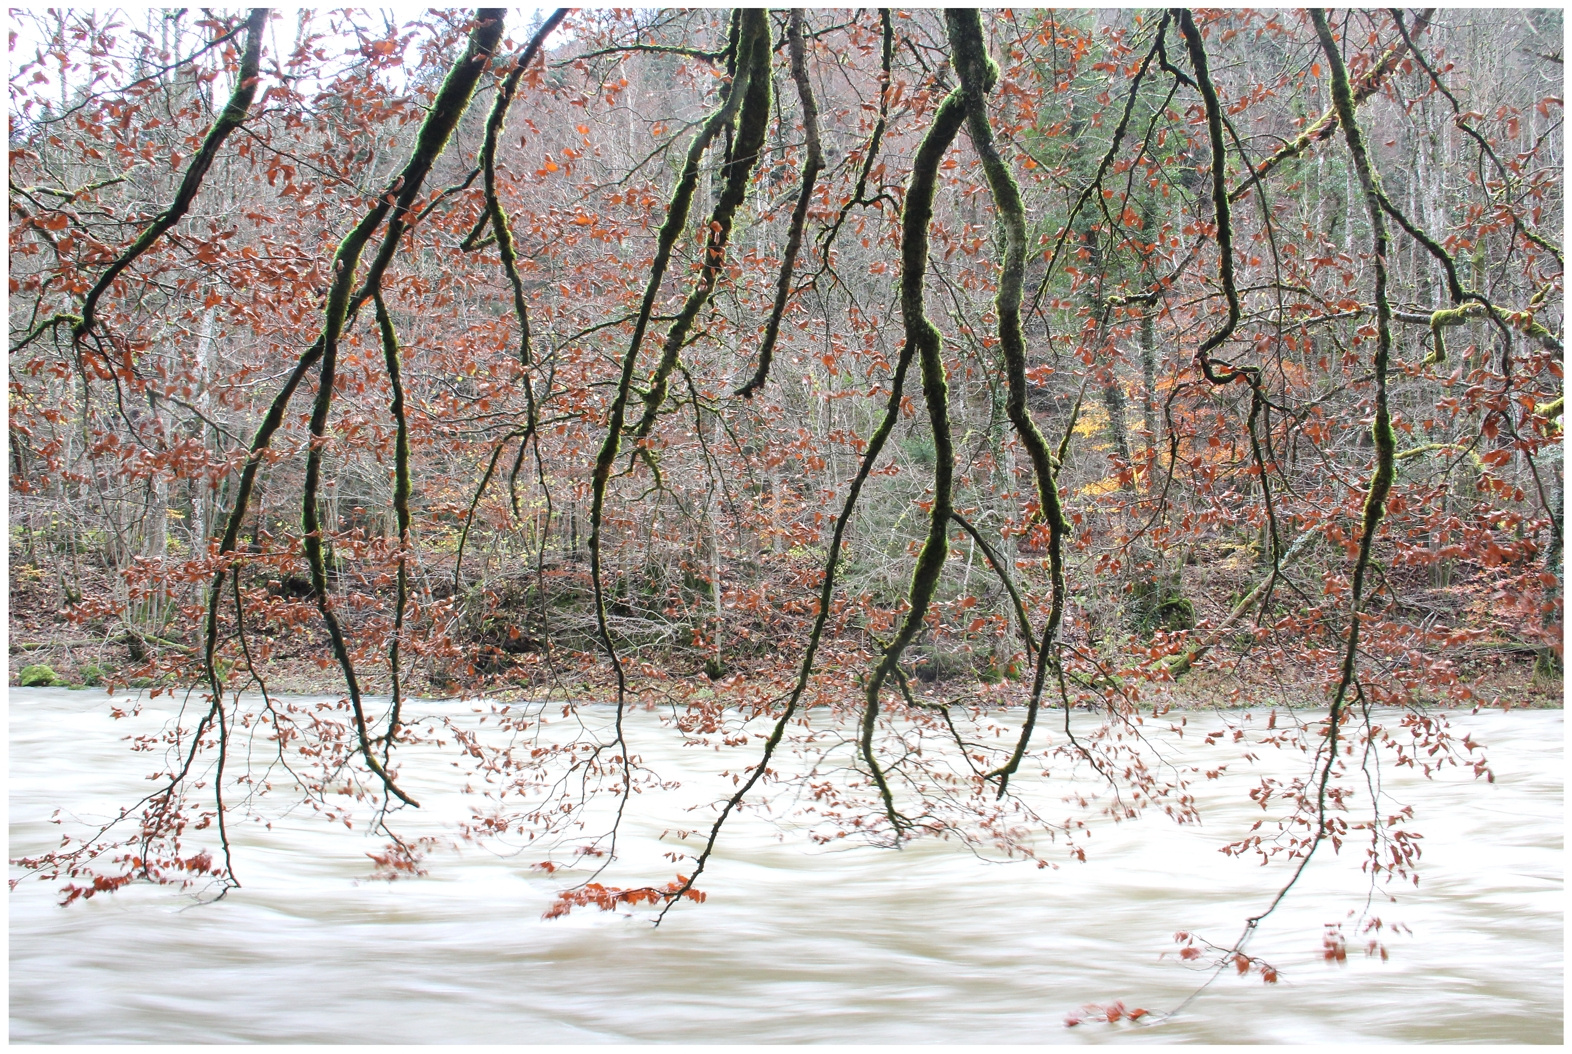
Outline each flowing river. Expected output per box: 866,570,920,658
9,687,1562,1043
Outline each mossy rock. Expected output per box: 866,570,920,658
1127,565,1194,635
1154,595,1195,632
77,662,106,688
19,664,63,687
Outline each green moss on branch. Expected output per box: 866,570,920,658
858,67,969,829
736,10,822,399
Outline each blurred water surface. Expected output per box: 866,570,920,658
9,688,1562,1043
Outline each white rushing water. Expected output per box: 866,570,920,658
9,687,1563,1043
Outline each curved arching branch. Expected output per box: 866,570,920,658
73,9,269,348
630,12,772,439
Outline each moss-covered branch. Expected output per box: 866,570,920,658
74,9,269,345
735,10,822,399
473,11,567,373
858,46,971,829
587,10,761,758
1310,2,1396,848
205,9,508,809
1228,10,1433,204
662,251,926,919
1177,11,1242,382
946,9,1074,793
631,11,771,439
373,292,412,757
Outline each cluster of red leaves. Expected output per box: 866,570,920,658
541,875,706,919
1171,930,1280,984
365,836,439,881
1064,1001,1149,1027
57,849,215,905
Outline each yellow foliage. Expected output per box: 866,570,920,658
1073,403,1107,437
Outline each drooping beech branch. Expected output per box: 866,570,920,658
1174,9,1305,672
662,105,939,923
1177,10,1242,385
857,65,971,833
735,9,822,399
1308,0,1397,883
1176,15,1404,972
658,341,925,918
586,11,763,816
473,10,568,369
450,10,567,593
203,8,509,810
948,9,1071,795
1227,9,1433,204
373,292,411,759
70,9,269,348
630,12,771,440
302,12,510,809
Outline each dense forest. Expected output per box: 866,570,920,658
8,9,1562,938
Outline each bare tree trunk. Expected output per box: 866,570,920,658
191,303,216,549
1139,306,1158,463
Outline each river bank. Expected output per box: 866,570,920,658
8,635,1563,712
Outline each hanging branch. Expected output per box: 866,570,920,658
52,7,269,894
204,8,510,812
1173,9,1301,664
373,292,412,760
301,10,509,810
1171,17,1403,985
473,10,567,369
1293,1,1399,919
69,9,269,348
449,10,568,593
948,9,1073,794
630,10,771,440
735,9,823,399
585,11,764,852
1177,11,1242,385
661,114,939,926
857,48,972,833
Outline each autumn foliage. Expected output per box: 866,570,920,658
7,7,1561,983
